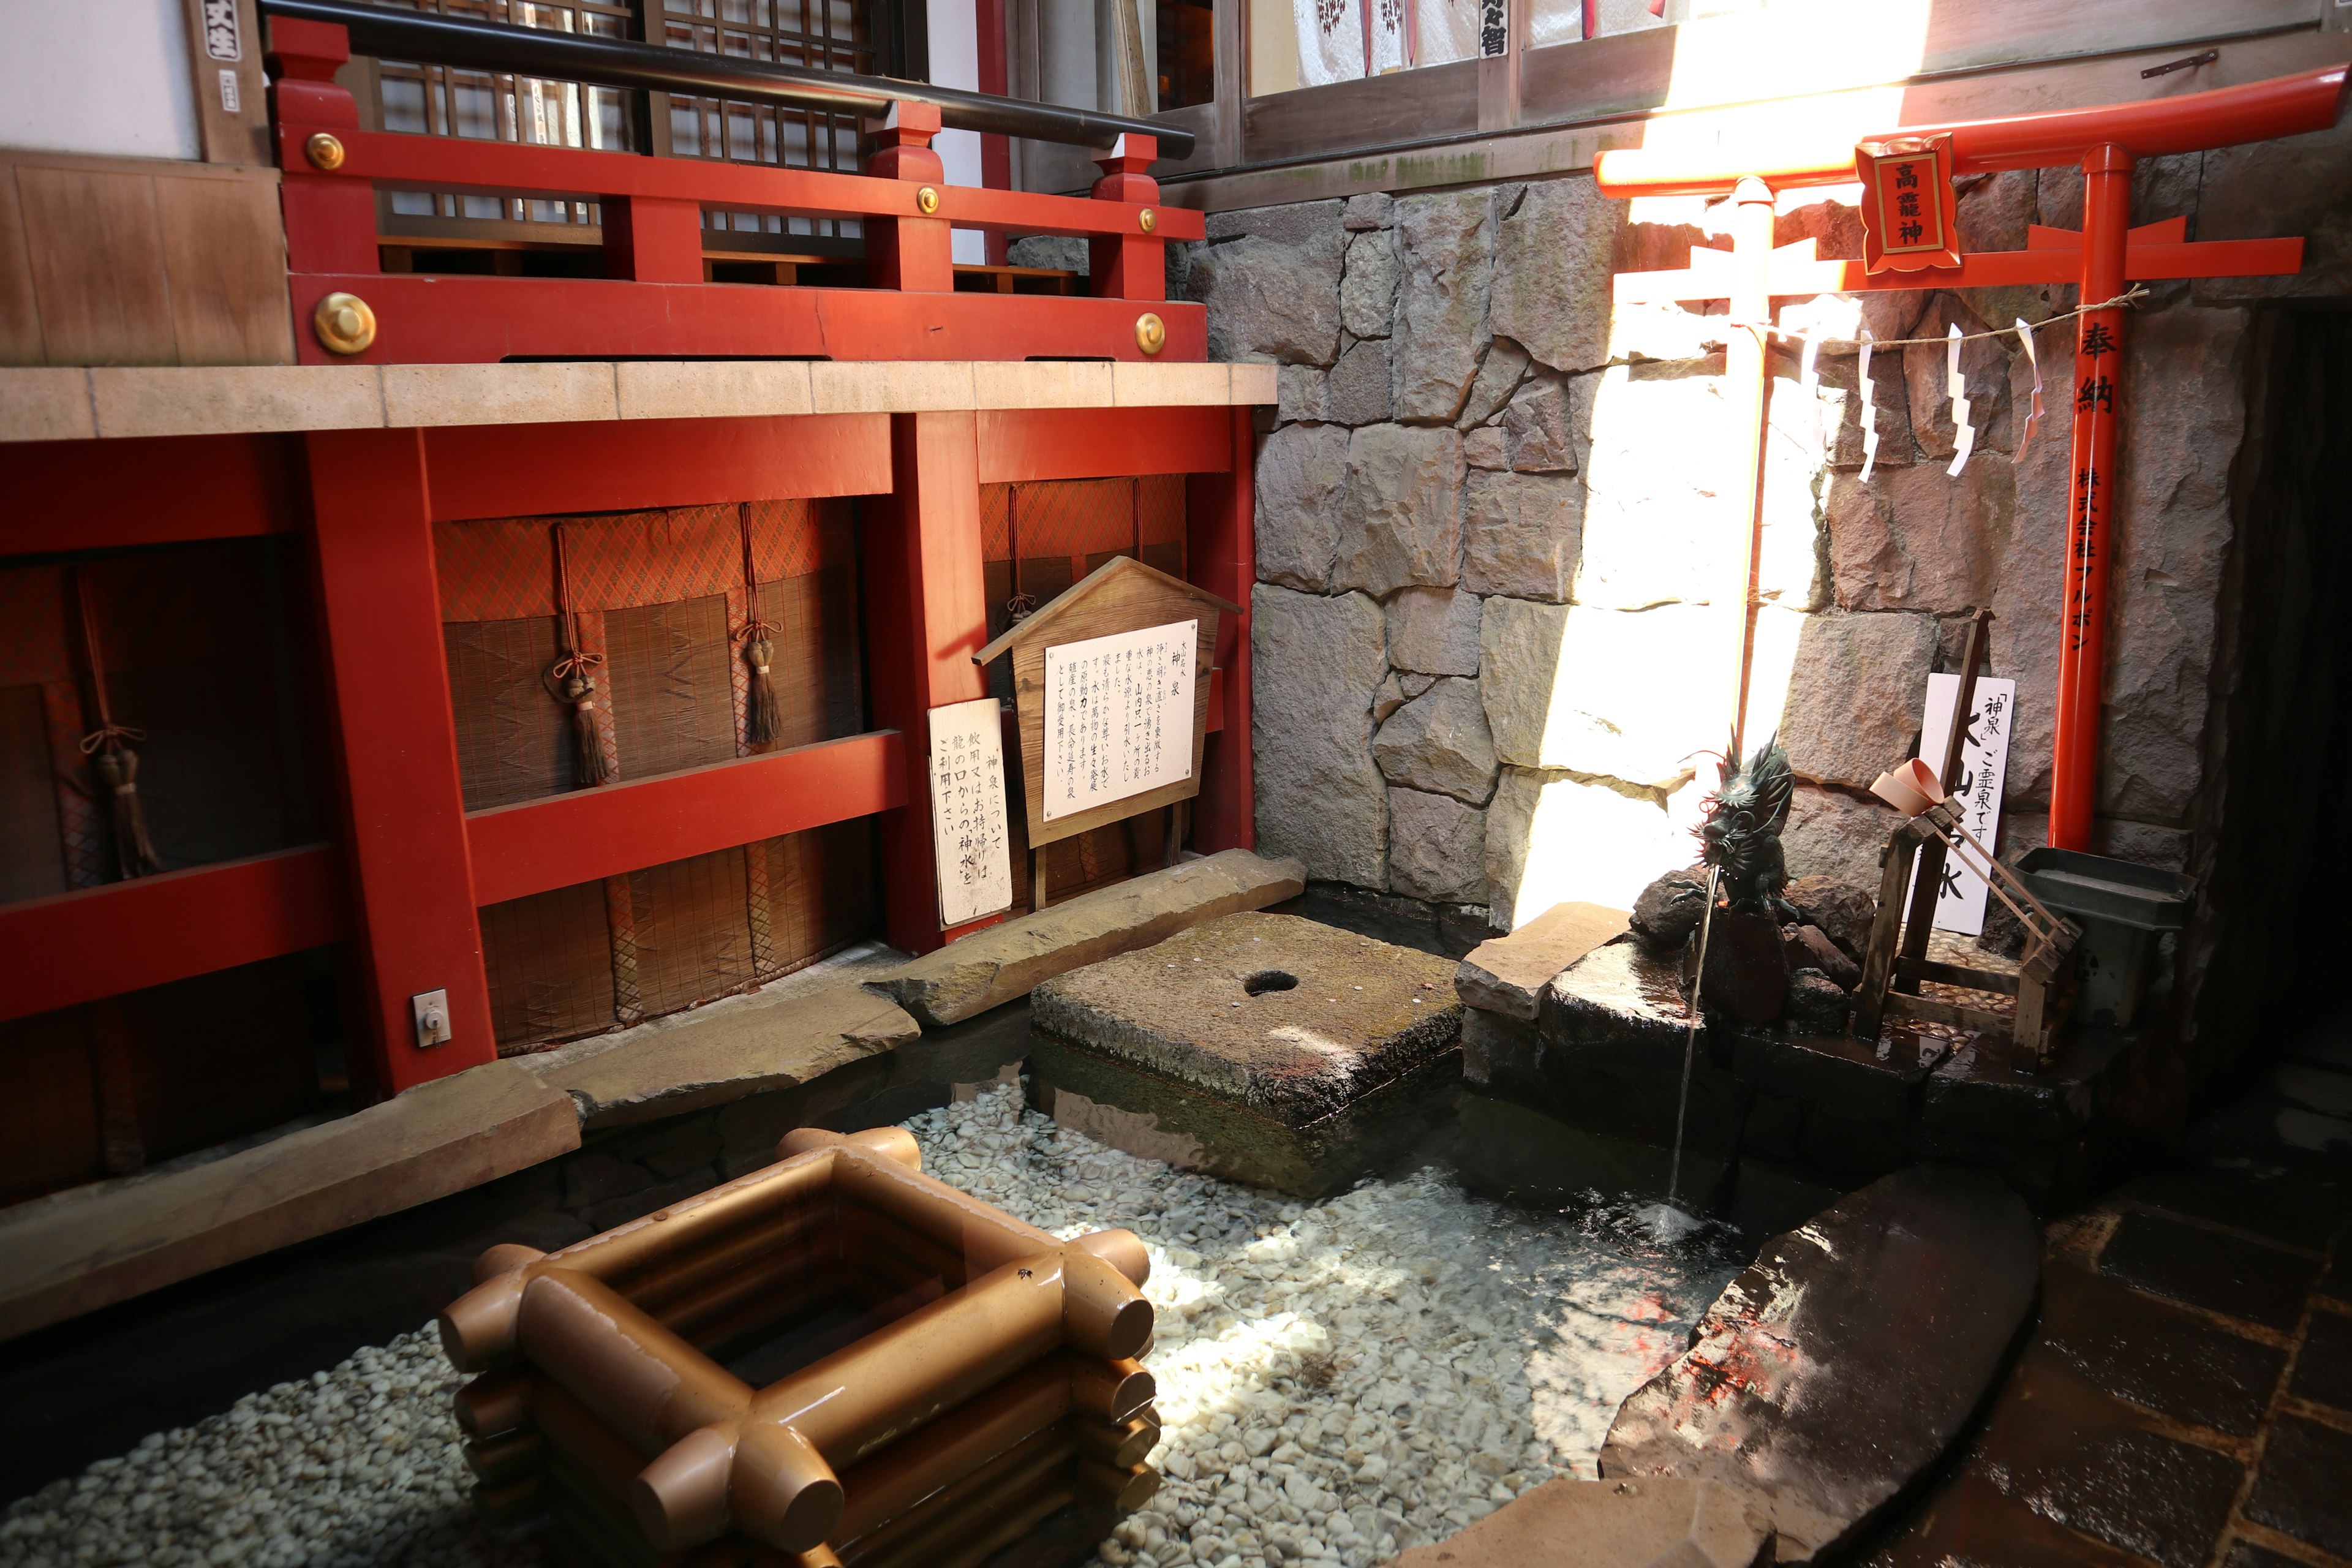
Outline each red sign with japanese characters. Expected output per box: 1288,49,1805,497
1856,134,1961,273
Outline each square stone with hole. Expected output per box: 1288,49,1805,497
1026,912,1464,1197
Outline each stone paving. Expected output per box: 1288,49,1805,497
1862,1030,2352,1568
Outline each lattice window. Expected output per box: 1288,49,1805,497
660,0,873,244
371,1,639,234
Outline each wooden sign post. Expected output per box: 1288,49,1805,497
974,555,1239,911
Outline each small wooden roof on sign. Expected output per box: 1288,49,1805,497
973,554,1240,666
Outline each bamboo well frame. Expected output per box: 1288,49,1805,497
440,1126,1160,1564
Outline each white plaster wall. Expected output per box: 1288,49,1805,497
1,0,201,161
927,0,987,263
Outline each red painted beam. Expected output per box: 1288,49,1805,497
976,408,1232,483
0,846,345,1025
1185,406,1256,854
421,415,892,522
287,273,1207,366
464,731,905,907
0,435,299,554
274,124,1205,241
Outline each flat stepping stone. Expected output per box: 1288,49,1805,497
1027,911,1461,1196
1602,1164,2039,1562
1390,1477,1769,1567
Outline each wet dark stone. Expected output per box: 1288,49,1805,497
2289,1306,2352,1412
1631,867,1709,951
1785,874,1876,960
2111,1164,2352,1251
1742,1093,1803,1161
1783,923,1860,990
2098,1210,2322,1331
1733,1028,1924,1181
1981,1419,2244,1568
1700,908,1789,1025
1602,1165,2040,1562
2038,1261,2287,1436
1785,969,1852,1033
2220,1543,2312,1568
2244,1414,2352,1557
1861,1469,2162,1567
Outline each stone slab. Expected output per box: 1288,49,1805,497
2244,1414,2352,1559
1457,901,1632,1022
1388,1476,1771,1568
2095,1209,2320,1332
1516,941,1746,1160
537,982,918,1128
1450,1091,1732,1213
1602,1166,2040,1562
865,850,1307,1027
1029,911,1460,1128
2038,1257,2285,1438
0,1061,580,1342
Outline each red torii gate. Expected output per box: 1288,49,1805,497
1594,65,2346,851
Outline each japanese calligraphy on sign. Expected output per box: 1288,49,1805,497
201,0,243,60
1855,134,1961,274
926,697,1013,928
1041,620,1197,823
1915,674,2018,937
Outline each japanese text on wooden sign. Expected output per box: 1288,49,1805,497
927,697,1013,927
1918,673,2018,937
1856,134,1960,273
1041,619,1197,823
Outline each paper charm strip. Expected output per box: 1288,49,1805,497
1858,331,1880,483
2013,316,2045,464
1945,323,1975,478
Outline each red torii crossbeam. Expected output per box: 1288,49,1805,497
1595,65,2346,851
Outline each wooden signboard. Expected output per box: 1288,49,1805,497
926,696,1014,927
974,555,1238,854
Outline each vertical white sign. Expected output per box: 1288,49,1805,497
1917,674,2018,936
1041,619,1196,823
927,698,1012,928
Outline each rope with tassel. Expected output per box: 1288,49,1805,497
735,504,782,753
75,572,163,879
545,525,611,787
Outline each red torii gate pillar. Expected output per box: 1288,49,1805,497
1596,65,2346,851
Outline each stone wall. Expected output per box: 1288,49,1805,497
1189,124,2351,1045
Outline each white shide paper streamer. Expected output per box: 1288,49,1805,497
1858,330,1880,483
2013,315,2044,464
1945,322,1975,478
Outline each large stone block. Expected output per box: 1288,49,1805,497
1253,422,1349,592
1491,176,1623,375
1464,424,1509,470
1603,1167,2040,1562
1390,189,1497,421
1817,345,1914,472
1340,227,1397,340
1333,423,1464,595
1826,459,2013,612
1387,786,1488,903
1456,900,1630,1021
1780,782,1901,890
1482,597,1727,783
1458,337,1532,429
1189,200,1345,366
1343,191,1393,230
1373,676,1499,804
1502,375,1576,472
1485,767,1698,931
1777,611,1940,788
2196,113,2352,301
1463,469,1583,602
1901,295,2016,459
1325,336,1393,426
1385,585,1482,677
1275,363,1327,424
1250,584,1389,887
1027,912,1462,1196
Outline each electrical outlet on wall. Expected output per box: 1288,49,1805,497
412,990,453,1049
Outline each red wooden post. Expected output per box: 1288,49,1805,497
2050,143,2133,852
865,102,955,293
976,0,1012,265
862,413,995,954
1088,135,1164,302
305,429,497,1096
1185,405,1255,853
265,20,376,276
604,195,705,283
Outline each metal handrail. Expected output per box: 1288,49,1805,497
255,0,1192,158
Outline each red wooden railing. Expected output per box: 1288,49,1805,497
265,18,1208,366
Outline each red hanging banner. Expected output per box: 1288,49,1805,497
1856,134,1961,273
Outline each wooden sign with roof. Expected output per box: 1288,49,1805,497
974,555,1238,880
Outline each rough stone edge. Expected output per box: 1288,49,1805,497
0,1060,580,1343
864,848,1310,1027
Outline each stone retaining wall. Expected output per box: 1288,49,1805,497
1189,117,2352,1047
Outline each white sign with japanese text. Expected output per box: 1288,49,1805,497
1917,674,2018,937
927,698,1013,928
1041,619,1196,823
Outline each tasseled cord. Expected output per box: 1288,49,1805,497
737,505,783,752
75,573,164,879
546,526,611,788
